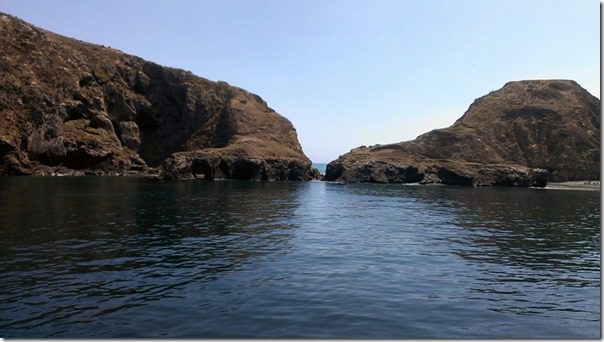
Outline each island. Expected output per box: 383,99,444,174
0,14,599,187
325,80,600,186
0,13,317,180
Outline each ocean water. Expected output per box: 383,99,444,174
312,162,327,174
0,177,600,338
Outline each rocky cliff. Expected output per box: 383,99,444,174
0,13,316,180
326,80,600,186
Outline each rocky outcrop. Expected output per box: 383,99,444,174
326,80,600,186
325,151,549,187
0,13,315,180
163,153,314,181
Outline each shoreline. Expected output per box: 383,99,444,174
544,181,601,191
2,174,601,190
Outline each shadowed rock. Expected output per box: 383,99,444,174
0,13,315,180
325,80,599,186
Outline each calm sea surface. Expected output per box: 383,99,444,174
0,177,600,338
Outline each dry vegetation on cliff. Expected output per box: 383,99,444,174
326,80,600,186
0,13,315,180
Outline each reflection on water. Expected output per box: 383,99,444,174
408,186,600,321
412,186,600,270
0,178,300,336
0,178,600,338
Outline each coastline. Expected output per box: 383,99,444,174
544,181,601,191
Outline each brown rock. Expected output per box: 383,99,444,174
118,121,141,150
0,13,314,180
325,80,599,186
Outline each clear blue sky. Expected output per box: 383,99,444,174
1,0,599,163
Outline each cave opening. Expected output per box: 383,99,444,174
191,159,214,180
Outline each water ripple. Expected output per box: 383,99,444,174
0,178,599,338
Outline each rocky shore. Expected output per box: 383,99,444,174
325,153,549,187
325,80,600,187
0,14,599,187
545,181,601,191
0,13,316,180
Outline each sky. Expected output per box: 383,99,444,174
0,0,599,163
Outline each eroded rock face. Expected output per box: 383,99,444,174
326,80,599,186
163,152,314,181
325,149,548,187
0,13,314,180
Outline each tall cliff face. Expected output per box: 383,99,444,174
0,13,314,180
326,80,600,185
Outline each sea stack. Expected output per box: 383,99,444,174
0,13,315,180
325,80,600,186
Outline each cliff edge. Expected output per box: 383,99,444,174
325,80,600,186
0,13,315,180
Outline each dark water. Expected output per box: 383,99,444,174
0,177,600,338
